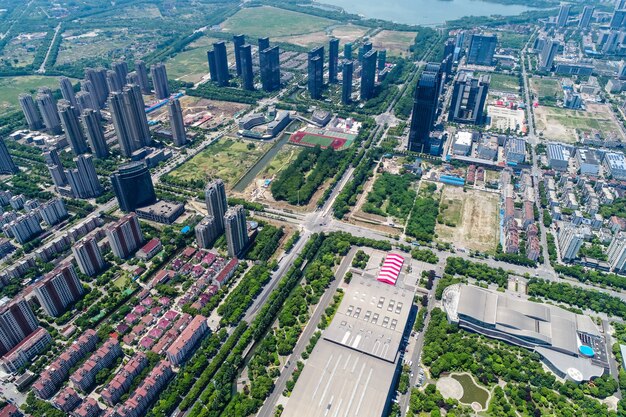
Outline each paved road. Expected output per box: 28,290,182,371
38,23,61,73
256,247,358,417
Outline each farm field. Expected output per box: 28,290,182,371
534,103,624,143
169,137,271,188
370,30,417,57
275,24,369,48
0,75,78,116
435,186,500,252
221,6,336,38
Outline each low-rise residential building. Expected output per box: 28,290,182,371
53,386,81,412
114,360,173,417
101,352,148,406
0,327,51,373
136,238,162,261
70,339,122,392
72,397,101,417
166,315,209,365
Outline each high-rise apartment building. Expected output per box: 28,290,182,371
260,46,280,92
579,6,594,28
557,3,571,27
240,44,254,91
66,154,102,198
39,198,68,226
233,34,246,76
466,34,497,66
558,223,583,261
150,63,170,99
112,60,128,88
308,46,324,99
59,76,78,108
205,179,228,234
168,98,187,147
110,162,156,212
108,84,151,157
360,49,378,100
106,69,122,93
134,60,151,94
36,90,61,134
19,94,43,130
0,138,18,175
225,205,248,257
539,40,560,72
58,100,88,155
195,216,220,249
342,60,353,104
72,236,106,276
105,213,144,259
448,72,490,125
83,67,109,108
75,91,97,115
33,263,84,317
0,298,38,356
329,38,339,83
81,109,108,158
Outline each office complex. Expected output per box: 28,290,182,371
467,34,497,66
134,60,151,94
84,67,109,108
361,49,378,100
539,40,560,72
36,90,61,134
150,63,170,99
308,46,324,99
329,38,339,83
557,3,571,27
0,138,18,174
258,37,270,51
283,278,415,417
105,213,144,259
444,284,607,381
19,94,43,130
0,298,39,357
233,34,246,76
72,236,106,277
205,179,228,233
58,100,89,155
408,70,439,152
39,198,68,226
579,6,594,28
59,76,77,108
66,154,103,198
195,215,220,249
342,60,354,104
239,44,254,91
558,223,584,261
448,72,490,125
260,46,281,92
212,41,230,87
344,42,353,60
81,108,109,158
168,98,187,146
224,205,248,257
110,162,156,212
34,263,84,317
108,84,151,157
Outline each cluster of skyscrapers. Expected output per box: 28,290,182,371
208,35,281,92
44,150,103,199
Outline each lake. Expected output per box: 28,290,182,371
315,0,537,26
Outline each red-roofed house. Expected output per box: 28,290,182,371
166,315,209,365
214,258,238,288
136,238,162,261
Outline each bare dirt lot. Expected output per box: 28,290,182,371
275,24,369,48
435,186,500,253
149,96,249,129
370,30,417,57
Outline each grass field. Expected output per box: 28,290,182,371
530,77,563,102
113,275,131,290
169,137,271,188
497,31,531,50
370,30,417,57
275,24,369,48
0,75,77,116
165,36,223,83
534,104,624,143
487,73,520,94
435,186,500,253
258,144,303,179
221,6,336,38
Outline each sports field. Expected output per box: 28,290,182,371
289,129,355,150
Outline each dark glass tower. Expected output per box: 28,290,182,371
344,43,352,60
213,41,230,87
448,72,490,125
240,44,254,91
233,34,246,76
466,34,497,66
408,72,438,153
329,38,339,83
308,46,324,99
260,46,281,92
360,49,377,100
110,162,156,212
207,50,219,83
342,60,353,104
258,37,270,52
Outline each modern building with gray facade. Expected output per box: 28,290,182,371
168,98,187,147
260,46,280,92
81,109,109,158
19,94,43,130
205,179,228,234
150,63,170,100
224,205,248,257
58,100,88,155
467,34,497,66
0,138,18,175
308,46,324,99
110,162,156,212
448,72,490,125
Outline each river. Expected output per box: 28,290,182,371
315,0,538,26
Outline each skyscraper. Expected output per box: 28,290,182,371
134,60,151,94
44,149,67,187
39,198,68,226
106,69,122,93
408,71,438,153
207,50,219,83
18,94,43,130
33,263,84,317
0,138,18,174
108,84,151,157
81,109,109,158
0,298,39,356
213,41,230,87
617,0,626,10
75,91,97,115
539,40,560,71
448,72,490,125
36,91,61,134
424,62,444,99
110,162,156,212
329,38,339,83
240,44,254,91
168,98,187,147
377,49,387,71
84,67,109,108
466,34,497,66
195,215,220,248
233,34,246,76
66,154,102,198
72,236,106,277
105,213,144,259
308,46,324,99
558,223,583,261
260,46,280,92
59,77,77,108
360,49,378,101
150,63,170,99
557,3,570,27
342,60,353,105
610,9,626,28
224,205,248,257
126,71,140,86
205,179,228,234
58,100,89,155
579,6,594,28
359,41,372,61
112,60,128,88
258,37,270,52
344,42,353,60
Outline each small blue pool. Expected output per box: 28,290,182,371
579,345,594,357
